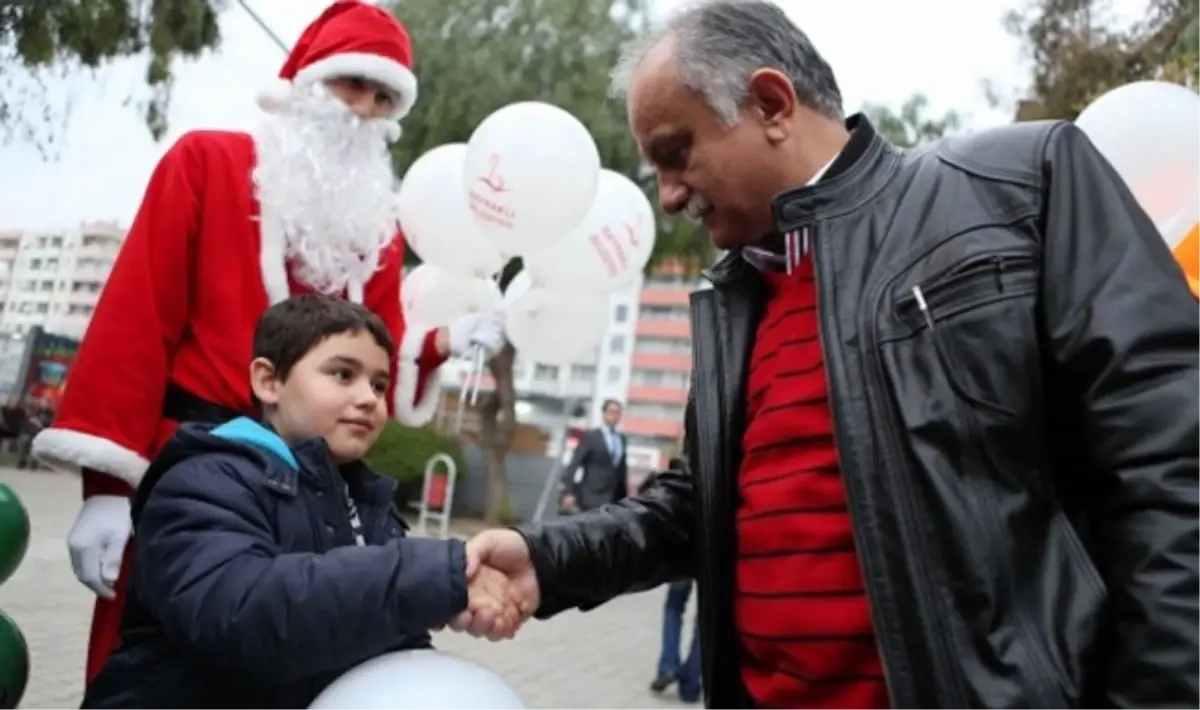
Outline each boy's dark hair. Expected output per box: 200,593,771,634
601,398,623,412
253,294,395,386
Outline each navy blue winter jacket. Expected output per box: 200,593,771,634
82,418,468,709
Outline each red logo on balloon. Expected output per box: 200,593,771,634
622,214,644,246
477,154,508,193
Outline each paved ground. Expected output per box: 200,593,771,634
0,467,696,709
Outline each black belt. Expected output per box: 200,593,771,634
161,383,245,424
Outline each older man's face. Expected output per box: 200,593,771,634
627,40,779,249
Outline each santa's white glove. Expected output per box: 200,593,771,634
446,310,507,358
67,495,132,599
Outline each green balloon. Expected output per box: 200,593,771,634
0,609,27,710
0,485,29,586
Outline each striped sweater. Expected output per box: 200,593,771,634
734,258,890,709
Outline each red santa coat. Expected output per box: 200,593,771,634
34,128,445,494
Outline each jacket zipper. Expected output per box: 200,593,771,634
687,287,731,704
854,234,971,707
807,222,901,707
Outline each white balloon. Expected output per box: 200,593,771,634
310,649,525,709
503,271,608,364
399,143,506,280
1076,81,1200,246
402,264,501,328
463,101,601,256
524,170,657,297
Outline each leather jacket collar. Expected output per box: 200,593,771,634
771,113,902,228
708,114,900,288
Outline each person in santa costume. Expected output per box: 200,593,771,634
30,0,505,687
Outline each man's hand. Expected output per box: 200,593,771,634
447,530,540,640
442,311,507,359
462,565,523,641
560,494,577,512
67,495,132,599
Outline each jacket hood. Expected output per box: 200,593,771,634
131,418,303,524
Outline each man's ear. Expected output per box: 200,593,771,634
747,68,797,143
249,357,281,406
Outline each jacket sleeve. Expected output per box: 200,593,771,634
133,455,468,683
518,399,696,617
32,133,204,495
560,434,591,493
363,233,447,427
1039,123,1199,708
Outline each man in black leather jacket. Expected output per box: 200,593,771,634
452,2,1200,707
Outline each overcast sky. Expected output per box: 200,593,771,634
0,0,1145,230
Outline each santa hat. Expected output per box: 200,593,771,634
257,0,418,120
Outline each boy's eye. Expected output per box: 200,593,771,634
331,368,353,381
372,380,389,395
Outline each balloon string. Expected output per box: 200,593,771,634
453,270,504,433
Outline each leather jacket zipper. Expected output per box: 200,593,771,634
807,222,902,707
855,236,971,707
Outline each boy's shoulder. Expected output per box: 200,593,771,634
132,418,301,523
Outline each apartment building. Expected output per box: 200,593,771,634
0,222,124,339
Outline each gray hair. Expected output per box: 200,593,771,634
611,0,843,125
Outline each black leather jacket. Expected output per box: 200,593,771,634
517,117,1199,708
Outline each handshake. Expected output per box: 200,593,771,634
438,529,541,641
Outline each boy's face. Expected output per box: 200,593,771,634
251,330,391,463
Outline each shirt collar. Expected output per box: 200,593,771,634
742,152,840,273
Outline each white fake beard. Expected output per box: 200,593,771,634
252,84,402,295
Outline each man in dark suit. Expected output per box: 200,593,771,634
560,399,628,512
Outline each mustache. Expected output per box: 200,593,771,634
684,192,712,224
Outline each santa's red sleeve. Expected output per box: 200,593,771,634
31,133,203,494
364,234,447,426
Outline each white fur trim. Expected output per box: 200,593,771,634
255,78,294,115
294,52,418,120
257,207,291,305
393,323,440,426
31,428,149,489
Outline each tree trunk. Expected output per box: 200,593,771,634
478,341,517,525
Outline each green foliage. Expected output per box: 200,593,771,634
0,0,224,148
386,0,713,271
860,93,962,149
362,419,464,485
1006,0,1198,121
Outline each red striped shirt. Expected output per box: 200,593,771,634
735,258,889,709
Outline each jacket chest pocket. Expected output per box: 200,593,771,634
881,251,1041,423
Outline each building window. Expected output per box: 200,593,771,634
606,366,622,384
635,337,691,355
533,364,559,381
609,335,626,354
570,365,596,382
640,305,688,320
613,304,629,324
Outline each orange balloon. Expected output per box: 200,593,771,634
1173,223,1199,299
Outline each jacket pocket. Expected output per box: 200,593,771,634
891,251,1039,418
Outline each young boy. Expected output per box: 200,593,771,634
82,294,518,708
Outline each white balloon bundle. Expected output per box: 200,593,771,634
397,101,657,371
